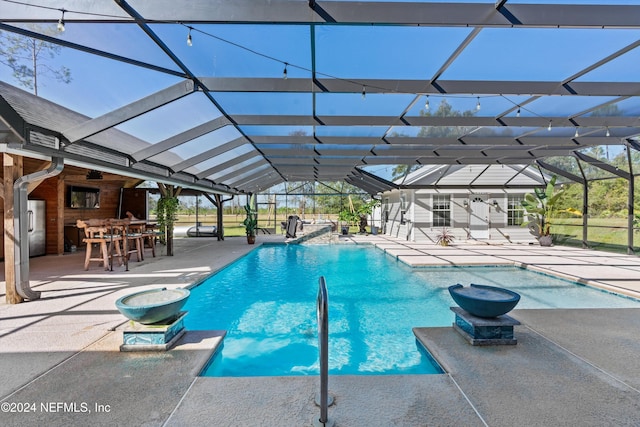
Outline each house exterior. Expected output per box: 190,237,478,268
380,165,548,244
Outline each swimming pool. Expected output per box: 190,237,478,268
183,244,640,377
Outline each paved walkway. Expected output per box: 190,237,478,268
365,237,640,299
0,234,639,426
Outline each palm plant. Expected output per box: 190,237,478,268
338,197,380,233
521,175,581,243
243,195,258,241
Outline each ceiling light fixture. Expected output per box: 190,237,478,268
361,86,366,99
187,28,193,46
476,96,481,111
516,107,520,117
606,126,611,137
86,169,103,180
574,127,579,138
283,63,288,79
547,120,552,131
57,9,66,32
425,95,430,110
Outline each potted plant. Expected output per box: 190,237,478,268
360,199,381,234
243,195,258,244
338,208,358,235
521,175,581,246
338,198,381,235
435,227,455,246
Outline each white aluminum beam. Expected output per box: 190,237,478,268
213,160,270,183
234,114,640,129
169,137,249,172
63,80,195,143
132,116,231,162
201,77,640,97
4,2,640,29
195,151,262,179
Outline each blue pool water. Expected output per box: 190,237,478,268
183,245,640,377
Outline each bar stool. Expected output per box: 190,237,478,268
141,224,156,258
110,220,144,263
76,219,123,270
125,230,145,262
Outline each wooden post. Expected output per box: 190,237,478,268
203,192,232,241
156,183,181,256
4,153,23,304
166,185,174,257
157,183,169,256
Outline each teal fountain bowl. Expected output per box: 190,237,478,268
448,284,520,318
115,288,190,324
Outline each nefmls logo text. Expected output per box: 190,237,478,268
41,402,90,413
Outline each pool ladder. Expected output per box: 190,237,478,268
315,276,334,427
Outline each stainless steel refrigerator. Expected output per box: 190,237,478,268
27,200,46,257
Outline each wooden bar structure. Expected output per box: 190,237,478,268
0,156,155,303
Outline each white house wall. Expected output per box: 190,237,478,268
383,192,398,237
382,188,537,244
492,194,539,242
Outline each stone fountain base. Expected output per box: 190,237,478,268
451,307,520,346
120,311,187,352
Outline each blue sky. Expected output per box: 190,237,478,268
2,6,638,115
1,0,639,181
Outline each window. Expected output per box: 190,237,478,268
67,186,100,209
433,195,451,227
508,195,524,226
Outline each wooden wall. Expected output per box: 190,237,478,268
0,156,144,258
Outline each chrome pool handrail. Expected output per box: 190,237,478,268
317,276,329,425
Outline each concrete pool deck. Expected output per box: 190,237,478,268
1,234,640,426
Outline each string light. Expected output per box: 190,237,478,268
57,9,66,32
168,25,540,120
0,5,584,127
122,25,558,131
6,1,619,142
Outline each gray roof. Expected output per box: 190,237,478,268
399,164,546,188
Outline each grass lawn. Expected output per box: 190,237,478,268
552,217,640,251
170,214,358,237
169,214,639,250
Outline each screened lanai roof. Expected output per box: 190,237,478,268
1,1,640,195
